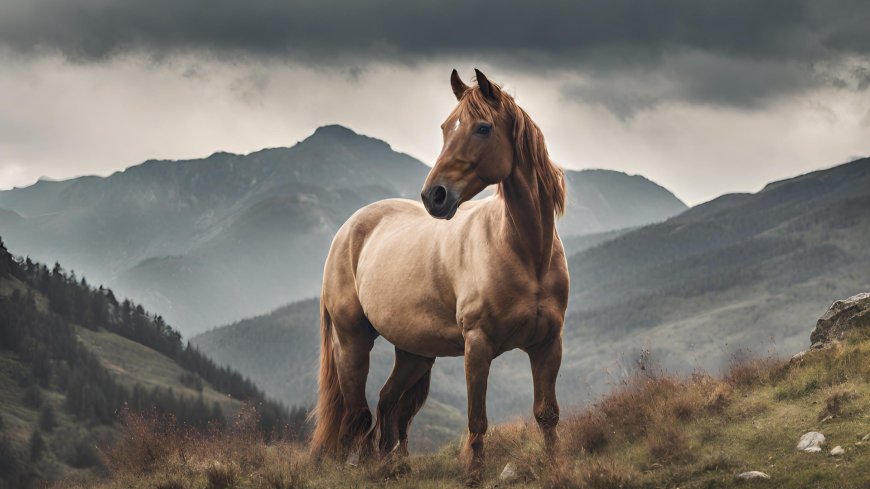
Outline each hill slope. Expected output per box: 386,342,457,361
76,303,870,488
0,237,300,489
0,126,685,335
560,156,870,399
193,156,870,448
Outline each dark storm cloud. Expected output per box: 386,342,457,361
1,0,869,113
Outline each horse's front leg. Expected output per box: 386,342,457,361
463,330,493,486
526,332,562,458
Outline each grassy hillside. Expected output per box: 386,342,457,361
73,315,870,488
0,238,302,488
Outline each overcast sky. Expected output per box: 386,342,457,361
1,1,869,205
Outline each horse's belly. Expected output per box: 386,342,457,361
375,317,465,358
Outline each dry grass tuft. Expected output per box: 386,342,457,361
541,461,583,489
646,424,693,463
818,389,857,420
725,355,782,388
704,383,733,412
578,459,636,489
563,413,609,454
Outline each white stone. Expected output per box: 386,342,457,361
830,445,845,456
737,471,771,480
796,432,826,452
499,462,518,481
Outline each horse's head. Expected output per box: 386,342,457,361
421,69,515,220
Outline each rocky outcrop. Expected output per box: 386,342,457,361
810,293,870,346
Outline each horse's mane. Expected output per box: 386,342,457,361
457,82,567,216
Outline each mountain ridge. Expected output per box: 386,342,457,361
0,125,686,334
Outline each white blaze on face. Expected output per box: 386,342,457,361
452,118,461,132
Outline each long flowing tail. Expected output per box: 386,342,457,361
309,301,344,458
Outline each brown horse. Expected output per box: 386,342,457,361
311,69,569,483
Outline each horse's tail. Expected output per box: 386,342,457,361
309,300,344,459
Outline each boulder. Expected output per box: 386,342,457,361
737,471,771,480
797,432,826,452
830,446,845,456
499,462,518,482
810,293,870,346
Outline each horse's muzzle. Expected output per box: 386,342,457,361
421,184,460,220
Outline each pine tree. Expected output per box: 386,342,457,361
28,429,45,462
39,404,57,432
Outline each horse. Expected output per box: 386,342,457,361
311,68,569,484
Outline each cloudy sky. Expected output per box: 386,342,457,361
1,1,869,205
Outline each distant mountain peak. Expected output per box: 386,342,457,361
301,124,392,152
312,124,358,138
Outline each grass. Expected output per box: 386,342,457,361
55,330,870,489
75,327,245,415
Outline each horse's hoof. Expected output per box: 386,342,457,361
377,458,411,481
463,476,482,488
346,451,360,467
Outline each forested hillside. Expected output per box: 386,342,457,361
0,237,304,489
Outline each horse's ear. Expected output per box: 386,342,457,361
451,69,469,101
474,69,497,101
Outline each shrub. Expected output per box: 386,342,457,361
205,461,238,489
105,407,186,474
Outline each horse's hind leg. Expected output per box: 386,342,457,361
333,314,377,462
374,348,434,456
393,366,432,456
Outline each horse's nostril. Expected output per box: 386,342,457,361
432,186,447,206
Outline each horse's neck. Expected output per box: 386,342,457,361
498,163,556,278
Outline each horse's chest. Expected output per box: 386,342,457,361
458,282,565,351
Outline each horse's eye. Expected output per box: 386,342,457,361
476,124,492,135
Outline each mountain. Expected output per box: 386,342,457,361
193,156,870,447
560,156,870,399
0,238,302,488
560,169,686,236
0,126,685,335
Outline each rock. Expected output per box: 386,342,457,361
830,446,845,456
499,462,518,482
797,432,826,452
737,471,771,480
810,292,870,346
